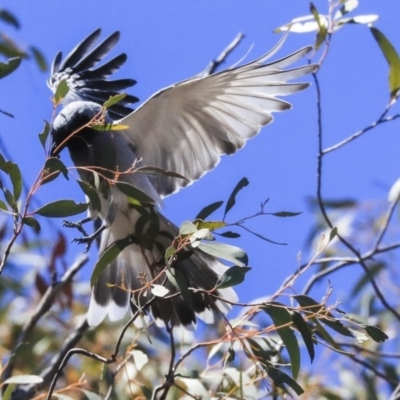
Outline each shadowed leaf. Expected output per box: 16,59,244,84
224,177,249,219
0,57,21,79
77,180,101,212
292,311,315,363
268,366,304,395
195,200,224,220
34,200,88,218
264,302,301,378
216,265,251,289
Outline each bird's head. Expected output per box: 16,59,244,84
50,101,109,157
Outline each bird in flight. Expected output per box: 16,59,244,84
49,29,317,327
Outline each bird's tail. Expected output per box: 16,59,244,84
87,209,237,327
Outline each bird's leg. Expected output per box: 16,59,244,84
63,216,92,237
72,199,117,252
73,222,107,252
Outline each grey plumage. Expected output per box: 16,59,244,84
50,29,317,327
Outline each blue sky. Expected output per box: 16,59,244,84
0,1,399,310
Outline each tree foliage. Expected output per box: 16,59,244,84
0,1,400,399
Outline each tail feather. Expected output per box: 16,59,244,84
87,209,238,327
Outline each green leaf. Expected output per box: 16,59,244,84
219,231,241,238
135,165,188,182
29,46,47,71
3,374,43,384
39,121,50,149
267,366,304,396
179,221,197,235
195,200,224,220
310,3,328,50
0,199,8,211
329,227,338,242
42,157,69,184
223,177,249,219
271,211,302,217
164,245,176,265
0,9,20,28
3,188,14,208
115,181,154,204
91,236,133,287
54,79,69,103
77,180,101,212
215,265,251,289
263,303,300,379
291,311,315,363
34,200,88,218
294,295,354,338
370,27,400,98
363,325,389,343
103,93,127,109
5,161,22,201
0,57,21,79
195,220,226,231
22,217,41,233
197,241,248,266
166,266,192,307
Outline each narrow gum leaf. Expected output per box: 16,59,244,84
370,27,400,98
0,57,21,79
103,93,127,109
33,200,88,218
263,303,301,379
195,200,224,220
224,177,249,219
54,79,69,103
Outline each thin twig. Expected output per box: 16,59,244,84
200,32,245,77
2,255,88,383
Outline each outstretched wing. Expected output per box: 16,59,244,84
119,35,318,197
47,29,138,119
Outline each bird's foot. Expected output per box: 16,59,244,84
63,217,91,237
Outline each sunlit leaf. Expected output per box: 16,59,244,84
198,241,248,266
54,79,69,103
0,57,21,79
151,284,169,297
3,374,43,384
103,93,127,109
310,3,328,50
195,220,226,231
179,220,197,235
264,303,300,378
34,200,88,218
0,199,7,211
195,200,224,220
81,390,102,400
370,27,400,98
130,349,149,371
224,177,249,219
164,245,176,265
